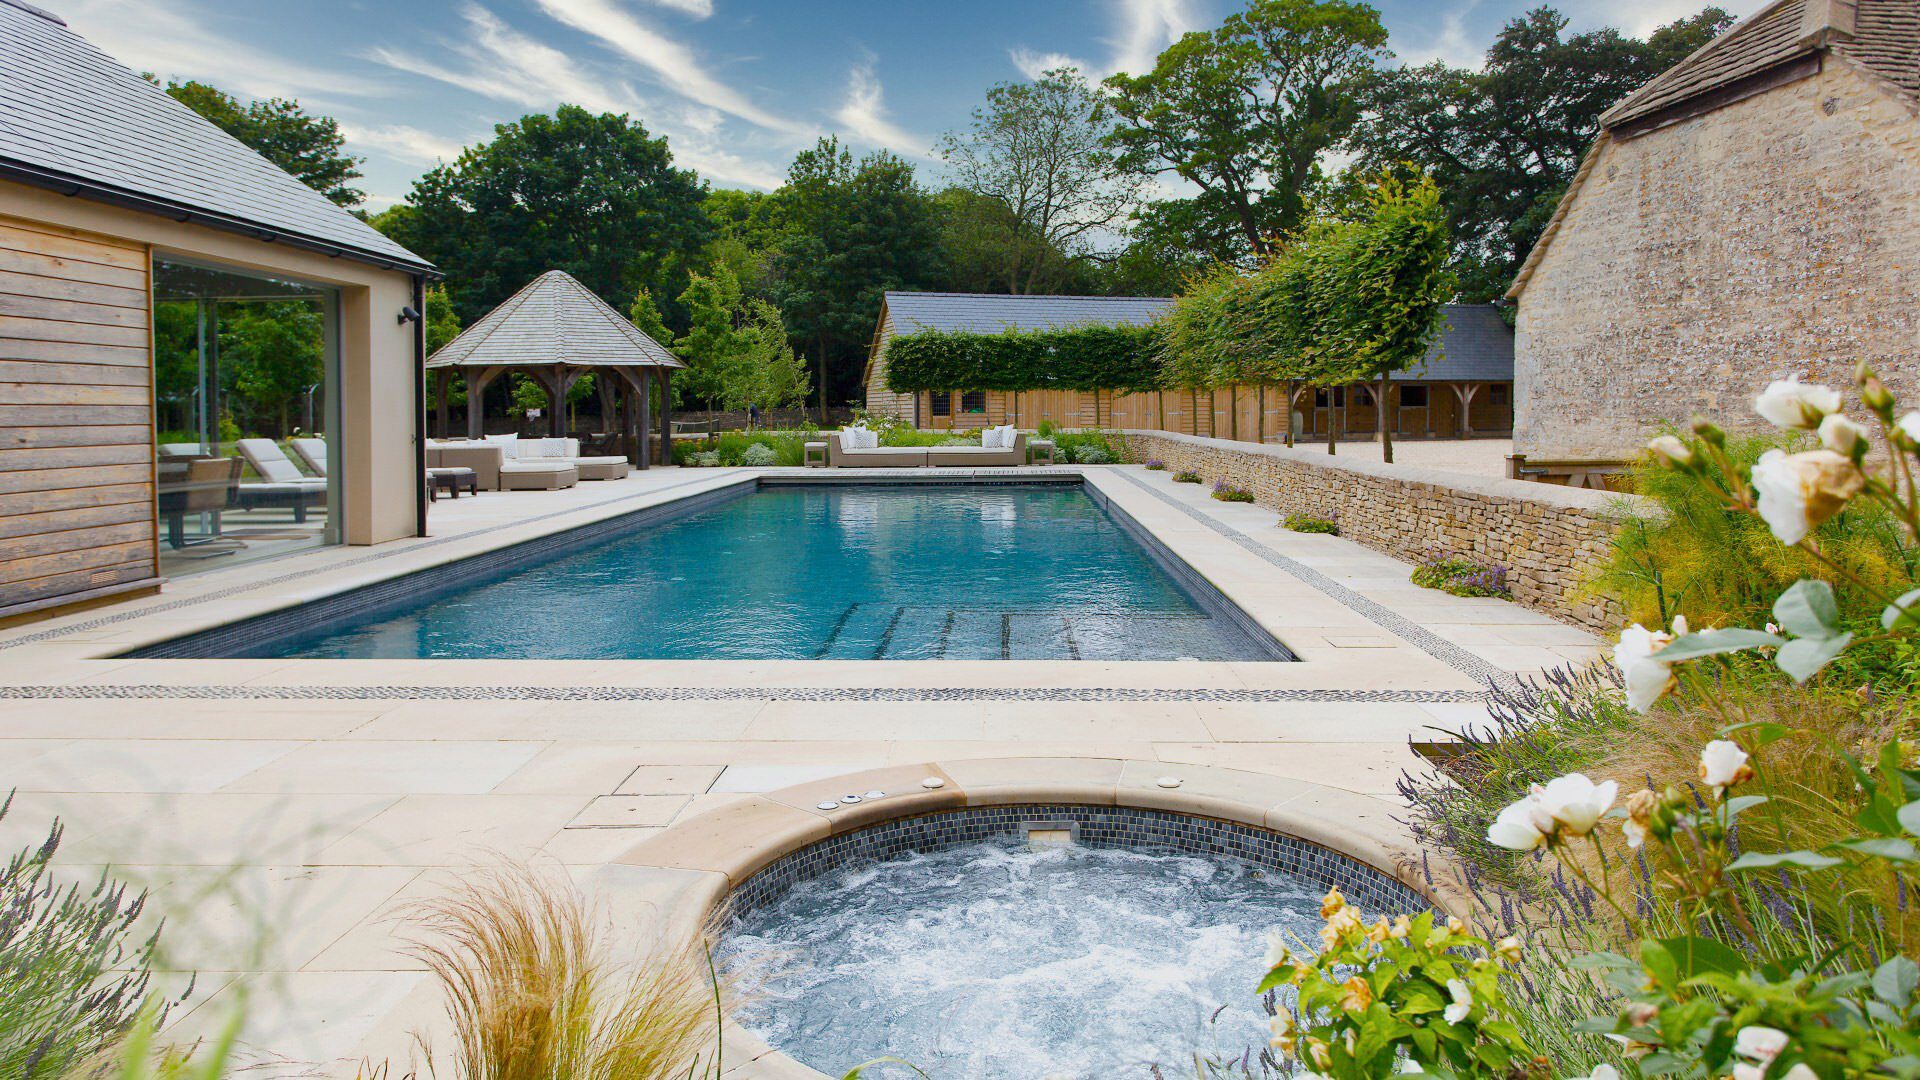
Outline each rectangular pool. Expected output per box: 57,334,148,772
134,482,1289,662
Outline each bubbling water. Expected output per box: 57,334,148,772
722,837,1333,1079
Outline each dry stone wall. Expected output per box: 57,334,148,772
1513,60,1920,461
1123,431,1637,631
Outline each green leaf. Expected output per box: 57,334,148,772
1874,958,1919,1008
1835,837,1920,862
1655,628,1783,662
1728,851,1843,871
1724,795,1770,818
1640,939,1679,989
1881,587,1920,630
1775,579,1843,637
1717,720,1794,747
1776,631,1853,683
1899,801,1920,838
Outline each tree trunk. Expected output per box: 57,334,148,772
1378,373,1395,465
1327,387,1337,456
1284,380,1295,447
817,334,829,425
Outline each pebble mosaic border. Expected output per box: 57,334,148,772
0,683,1485,703
727,802,1431,920
1112,470,1518,690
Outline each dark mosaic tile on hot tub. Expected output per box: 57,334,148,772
727,803,1429,921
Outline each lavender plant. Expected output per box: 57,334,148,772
1412,553,1512,599
1212,480,1256,503
0,792,174,1078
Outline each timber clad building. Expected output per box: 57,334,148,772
864,291,1514,441
0,0,432,622
1509,0,1920,462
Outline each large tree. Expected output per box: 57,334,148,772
378,106,710,324
763,138,946,416
1343,6,1733,300
163,80,364,207
1104,0,1389,263
940,68,1144,294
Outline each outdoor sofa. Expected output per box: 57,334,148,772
926,432,1027,468
825,429,1030,468
826,432,928,468
424,439,580,491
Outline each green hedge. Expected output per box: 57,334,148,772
882,324,1162,394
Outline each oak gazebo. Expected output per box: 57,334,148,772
426,270,681,467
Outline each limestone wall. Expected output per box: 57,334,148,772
1513,59,1920,461
1122,431,1637,631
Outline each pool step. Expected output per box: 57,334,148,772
817,604,1224,661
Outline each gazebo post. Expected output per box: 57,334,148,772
656,368,673,466
464,367,501,440
632,369,651,471
595,375,617,442
433,371,450,438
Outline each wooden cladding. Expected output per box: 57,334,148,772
0,215,157,617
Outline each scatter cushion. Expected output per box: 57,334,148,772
984,425,1017,449
841,426,877,450
520,438,570,459
483,433,520,460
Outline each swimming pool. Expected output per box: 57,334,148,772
137,481,1289,662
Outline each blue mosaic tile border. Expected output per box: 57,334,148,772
727,803,1431,921
1111,470,1518,690
0,683,1485,703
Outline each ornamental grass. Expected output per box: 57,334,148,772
401,862,729,1080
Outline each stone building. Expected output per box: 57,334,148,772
1507,0,1919,463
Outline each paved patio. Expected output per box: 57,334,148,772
0,463,1603,1076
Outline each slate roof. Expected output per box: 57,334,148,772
427,271,683,370
882,291,1175,335
1393,304,1514,383
1602,0,1919,131
0,0,431,273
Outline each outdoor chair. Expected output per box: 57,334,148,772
156,456,241,550
232,438,328,522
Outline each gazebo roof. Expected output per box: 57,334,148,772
427,270,683,370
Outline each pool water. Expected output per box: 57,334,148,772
266,484,1282,661
723,836,1323,1078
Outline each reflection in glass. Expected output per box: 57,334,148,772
152,258,339,575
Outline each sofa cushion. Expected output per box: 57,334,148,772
483,433,520,460
499,460,572,474
840,426,877,450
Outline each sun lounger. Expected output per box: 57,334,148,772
232,438,328,522
287,437,328,477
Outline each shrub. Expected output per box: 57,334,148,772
402,862,729,1079
1282,513,1338,534
882,324,1162,395
1411,553,1511,598
688,450,720,467
1071,445,1113,465
1210,480,1254,503
737,443,778,467
0,794,171,1078
1053,429,1128,464
1143,458,1166,471
1171,470,1202,484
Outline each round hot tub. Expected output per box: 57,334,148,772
719,803,1429,1079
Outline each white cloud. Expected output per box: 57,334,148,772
59,0,383,101
648,0,714,16
530,0,805,135
1106,0,1198,76
835,57,931,158
369,5,648,119
1395,2,1485,69
340,123,470,168
1010,47,1089,80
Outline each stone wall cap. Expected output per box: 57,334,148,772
1123,430,1647,513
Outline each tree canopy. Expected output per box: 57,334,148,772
376,106,710,326
162,80,365,207
1343,6,1733,300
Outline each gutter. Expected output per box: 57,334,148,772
0,159,440,277
412,275,429,538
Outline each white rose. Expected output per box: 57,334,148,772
1732,1066,1764,1080
1782,1066,1818,1080
1613,622,1678,712
1262,930,1291,969
1487,794,1552,850
1899,411,1920,443
1734,1025,1789,1062
1582,1067,1622,1080
1699,740,1754,794
1534,773,1619,837
1646,435,1694,468
1818,413,1868,456
1443,978,1473,1024
1751,449,1864,545
1755,377,1841,429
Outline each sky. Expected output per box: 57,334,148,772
51,0,1763,211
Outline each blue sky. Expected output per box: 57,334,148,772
54,0,1760,208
